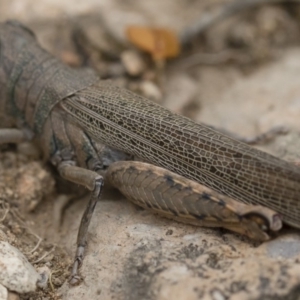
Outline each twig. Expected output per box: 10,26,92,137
170,49,254,69
27,235,43,254
22,230,43,254
33,246,55,263
0,201,10,222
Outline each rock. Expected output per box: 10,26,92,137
266,234,300,259
121,50,146,76
16,161,55,212
139,80,162,102
164,74,197,113
36,266,50,290
0,284,7,300
0,242,39,293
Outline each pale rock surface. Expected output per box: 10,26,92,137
0,242,39,293
196,48,300,138
164,74,198,113
0,284,7,300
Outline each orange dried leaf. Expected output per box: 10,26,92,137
126,26,180,61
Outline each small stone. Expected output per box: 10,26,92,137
16,162,55,212
121,50,146,76
36,266,50,290
0,242,39,293
211,289,226,300
265,234,300,259
139,80,162,102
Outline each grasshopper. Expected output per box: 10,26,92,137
1,20,299,284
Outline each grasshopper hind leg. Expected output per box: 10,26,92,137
106,161,282,241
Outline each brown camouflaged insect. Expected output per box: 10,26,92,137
1,20,299,284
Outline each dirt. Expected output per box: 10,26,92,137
0,150,71,299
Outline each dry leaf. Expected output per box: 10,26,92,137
126,26,180,61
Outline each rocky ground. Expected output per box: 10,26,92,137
1,1,300,299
